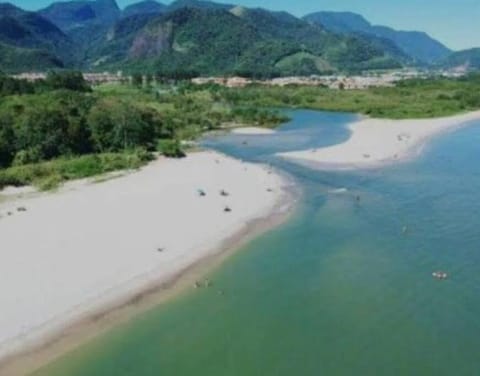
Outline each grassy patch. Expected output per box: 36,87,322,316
275,52,334,73
0,150,154,191
219,75,480,119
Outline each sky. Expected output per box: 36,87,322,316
10,0,480,51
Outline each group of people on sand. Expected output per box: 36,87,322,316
197,188,232,212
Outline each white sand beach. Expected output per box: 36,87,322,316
231,127,276,135
279,111,480,170
0,151,292,368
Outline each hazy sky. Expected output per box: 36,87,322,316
10,0,480,51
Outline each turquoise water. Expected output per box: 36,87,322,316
35,111,480,376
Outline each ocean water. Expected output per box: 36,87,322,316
34,111,480,376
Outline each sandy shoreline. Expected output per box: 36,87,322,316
231,127,276,135
278,111,480,170
0,151,296,375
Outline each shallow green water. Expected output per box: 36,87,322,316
35,111,480,376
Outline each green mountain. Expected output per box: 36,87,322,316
304,11,452,64
122,1,166,18
39,0,121,31
85,6,404,75
442,48,480,70
0,3,71,71
1,0,451,74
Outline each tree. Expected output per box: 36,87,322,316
45,71,91,92
154,71,164,84
0,75,34,96
145,74,153,87
15,108,71,162
87,102,116,152
0,115,15,167
132,73,143,87
158,139,185,158
87,100,156,152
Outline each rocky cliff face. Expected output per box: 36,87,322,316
129,21,173,59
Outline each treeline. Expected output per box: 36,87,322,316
0,71,90,97
0,72,176,169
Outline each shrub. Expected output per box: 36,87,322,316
0,151,154,190
158,139,186,158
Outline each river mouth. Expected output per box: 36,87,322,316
33,110,480,376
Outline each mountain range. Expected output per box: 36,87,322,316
303,12,452,65
0,0,476,74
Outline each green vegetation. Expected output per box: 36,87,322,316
94,81,289,139
109,7,403,77
0,70,89,96
0,72,169,172
0,43,63,72
0,71,286,189
212,74,480,119
0,150,153,191
158,139,186,158
275,52,334,77
1,71,480,190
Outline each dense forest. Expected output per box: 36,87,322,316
0,71,161,168
0,71,286,189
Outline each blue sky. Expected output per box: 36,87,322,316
11,0,479,50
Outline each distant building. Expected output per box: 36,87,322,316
225,76,251,88
190,73,406,90
191,77,227,86
83,72,124,85
12,72,47,82
11,71,126,85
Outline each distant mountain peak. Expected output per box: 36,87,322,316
122,1,166,18
96,0,120,11
39,0,121,31
0,2,28,16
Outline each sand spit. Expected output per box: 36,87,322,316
279,111,480,170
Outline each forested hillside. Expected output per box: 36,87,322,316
0,0,407,74
0,0,475,74
82,6,405,76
